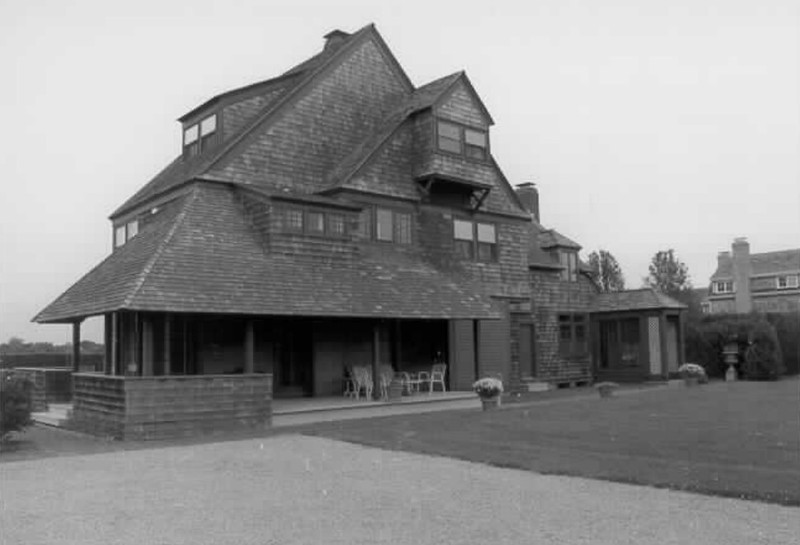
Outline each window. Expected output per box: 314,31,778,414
559,314,588,358
327,214,345,237
376,208,394,241
285,209,303,232
701,302,711,314
437,121,462,154
476,222,497,261
465,129,487,160
620,318,640,367
306,211,324,234
183,114,217,157
559,251,578,282
777,275,799,289
436,119,488,161
453,219,498,261
454,219,474,258
713,280,734,294
114,219,139,248
395,212,412,244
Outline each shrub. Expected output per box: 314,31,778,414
766,312,800,376
741,320,784,380
1,374,33,440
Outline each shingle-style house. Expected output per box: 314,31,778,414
705,238,800,314
35,24,685,439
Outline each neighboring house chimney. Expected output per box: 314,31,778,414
323,30,350,51
731,237,752,313
515,182,540,222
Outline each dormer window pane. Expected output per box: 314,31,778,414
115,226,126,248
200,115,216,136
376,208,394,241
438,121,462,154
126,220,138,240
465,129,487,159
184,125,198,145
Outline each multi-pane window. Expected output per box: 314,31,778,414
559,251,578,282
454,219,474,258
713,280,734,294
777,275,799,289
436,119,488,161
327,214,345,237
376,208,394,241
395,212,412,244
476,223,497,261
464,129,487,160
183,114,217,157
114,219,139,248
559,314,587,358
306,211,324,234
285,209,304,232
453,219,498,261
437,121,462,154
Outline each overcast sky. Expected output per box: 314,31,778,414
1,0,798,343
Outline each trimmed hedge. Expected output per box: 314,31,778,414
1,373,33,440
0,353,103,371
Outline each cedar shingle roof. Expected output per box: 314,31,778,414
538,229,581,250
711,249,800,279
593,288,686,313
35,183,500,323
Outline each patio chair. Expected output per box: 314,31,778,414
428,363,447,394
350,365,373,401
379,364,395,400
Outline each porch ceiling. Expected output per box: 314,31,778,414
34,183,501,323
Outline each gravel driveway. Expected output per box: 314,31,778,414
1,434,797,544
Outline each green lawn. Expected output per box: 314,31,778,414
304,378,800,506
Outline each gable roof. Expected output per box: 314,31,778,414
711,248,800,279
111,24,412,220
35,183,500,323
539,229,581,250
593,288,687,313
433,71,495,126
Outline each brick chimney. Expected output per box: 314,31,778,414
323,30,350,51
731,237,752,313
515,183,540,222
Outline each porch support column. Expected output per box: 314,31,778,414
142,315,154,376
103,314,112,375
163,315,171,376
372,323,381,400
71,321,82,373
245,320,255,374
111,312,119,376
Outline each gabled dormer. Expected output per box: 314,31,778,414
180,111,219,159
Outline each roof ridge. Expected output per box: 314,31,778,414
122,188,198,308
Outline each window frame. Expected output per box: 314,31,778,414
713,280,734,294
558,313,589,359
375,208,395,242
435,118,489,162
776,275,799,289
183,113,218,158
114,219,139,248
559,251,578,282
453,218,498,262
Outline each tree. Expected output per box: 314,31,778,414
586,250,625,292
644,249,692,298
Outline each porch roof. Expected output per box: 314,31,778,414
34,183,500,323
592,288,687,313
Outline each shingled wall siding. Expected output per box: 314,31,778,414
436,80,490,129
530,271,596,382
753,294,800,313
709,298,736,313
70,374,272,440
209,38,408,193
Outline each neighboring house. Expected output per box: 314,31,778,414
706,238,800,314
34,24,684,438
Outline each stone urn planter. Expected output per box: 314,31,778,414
473,377,504,412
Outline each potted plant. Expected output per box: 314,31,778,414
473,377,503,410
594,381,618,398
678,363,708,386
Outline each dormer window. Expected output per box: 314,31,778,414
436,119,488,161
183,114,217,158
114,219,139,248
713,280,734,294
777,275,799,289
559,251,578,282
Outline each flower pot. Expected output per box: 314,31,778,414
684,376,700,387
480,395,501,411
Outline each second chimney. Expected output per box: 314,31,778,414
515,182,540,222
323,30,350,51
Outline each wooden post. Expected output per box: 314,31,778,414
142,316,154,376
163,315,171,376
72,321,81,373
104,314,112,375
111,312,119,376
245,320,255,374
372,323,381,400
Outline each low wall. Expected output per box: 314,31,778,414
70,373,273,440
